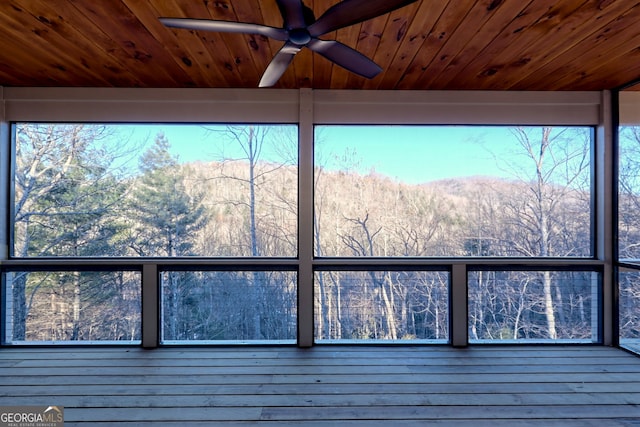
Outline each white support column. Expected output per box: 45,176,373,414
298,88,314,347
142,264,159,348
598,90,615,346
450,264,468,347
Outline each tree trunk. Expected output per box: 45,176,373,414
542,271,557,339
335,274,343,339
381,273,398,339
71,272,81,340
314,216,330,339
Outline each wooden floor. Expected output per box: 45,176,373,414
2,345,640,426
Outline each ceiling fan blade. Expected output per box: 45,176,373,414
160,18,289,41
259,43,301,87
308,0,419,37
307,39,381,79
276,0,307,29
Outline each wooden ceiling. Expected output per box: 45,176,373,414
1,0,640,91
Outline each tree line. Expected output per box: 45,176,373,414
6,123,633,343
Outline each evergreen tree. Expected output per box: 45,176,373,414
129,133,207,257
128,133,208,339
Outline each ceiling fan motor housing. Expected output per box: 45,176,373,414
288,28,312,46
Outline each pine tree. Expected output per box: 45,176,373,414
130,133,207,257
129,133,208,339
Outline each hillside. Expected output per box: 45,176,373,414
183,160,591,258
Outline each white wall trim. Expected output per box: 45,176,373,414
2,87,602,126
313,90,601,125
2,88,300,123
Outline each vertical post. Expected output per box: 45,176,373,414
598,90,614,346
0,87,9,344
298,88,314,348
0,86,8,260
142,263,159,349
450,264,468,347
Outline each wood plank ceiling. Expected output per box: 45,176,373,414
1,0,640,90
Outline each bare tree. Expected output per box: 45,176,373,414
12,123,135,341
200,125,297,339
477,127,591,339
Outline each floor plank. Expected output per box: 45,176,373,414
1,345,640,426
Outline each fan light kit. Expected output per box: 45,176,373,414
160,0,419,87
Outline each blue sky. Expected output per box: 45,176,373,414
118,123,589,185
315,125,509,184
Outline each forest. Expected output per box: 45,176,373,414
4,123,640,343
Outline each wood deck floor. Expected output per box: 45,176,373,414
2,345,640,426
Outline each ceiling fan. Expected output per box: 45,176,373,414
160,0,419,87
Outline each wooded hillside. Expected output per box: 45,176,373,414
6,123,638,343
